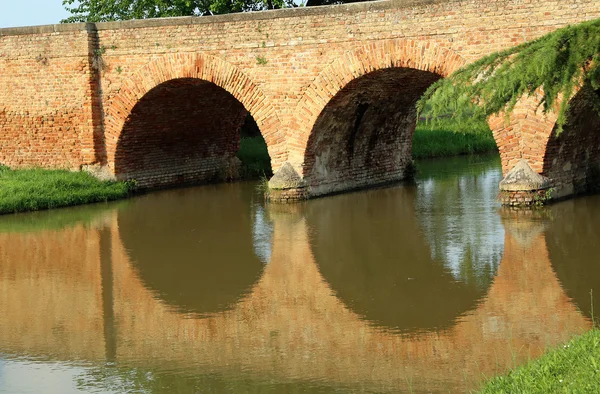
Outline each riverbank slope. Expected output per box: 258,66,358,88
480,327,599,393
0,166,131,215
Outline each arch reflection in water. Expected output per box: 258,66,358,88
415,155,505,289
118,183,266,316
547,194,600,320
303,172,501,333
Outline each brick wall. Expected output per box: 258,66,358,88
1,0,599,198
543,86,600,199
0,26,95,169
115,78,246,188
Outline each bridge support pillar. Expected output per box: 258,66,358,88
489,94,558,207
266,162,309,203
498,160,553,207
491,87,600,206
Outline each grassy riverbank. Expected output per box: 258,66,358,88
479,328,600,393
0,166,131,215
413,118,497,159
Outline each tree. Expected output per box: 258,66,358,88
419,17,600,134
61,0,296,23
303,0,362,6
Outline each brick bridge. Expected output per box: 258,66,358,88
1,0,599,202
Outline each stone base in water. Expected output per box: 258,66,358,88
267,162,309,203
499,160,553,207
267,187,309,203
499,189,552,207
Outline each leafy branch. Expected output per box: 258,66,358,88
418,17,600,134
61,0,300,23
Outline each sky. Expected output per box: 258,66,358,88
0,0,72,28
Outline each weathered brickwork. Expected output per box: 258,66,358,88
116,78,246,188
0,26,97,169
543,86,600,199
491,86,600,203
303,67,439,196
1,0,599,200
267,187,310,202
499,189,550,207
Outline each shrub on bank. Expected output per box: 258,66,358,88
0,167,132,215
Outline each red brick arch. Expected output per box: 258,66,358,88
103,53,286,172
287,39,467,166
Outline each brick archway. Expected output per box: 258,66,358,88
487,93,560,176
287,39,467,168
103,53,285,174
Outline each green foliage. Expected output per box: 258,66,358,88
255,55,268,65
237,136,272,178
419,18,600,134
479,328,600,393
412,118,497,159
0,167,132,215
533,187,555,206
62,0,297,22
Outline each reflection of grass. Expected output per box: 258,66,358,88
413,118,497,159
480,328,599,393
415,153,502,181
0,167,131,215
77,364,354,393
237,137,273,179
0,200,125,233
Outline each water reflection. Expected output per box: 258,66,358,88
117,184,265,316
416,155,504,289
547,195,600,320
0,155,595,393
304,185,492,333
252,205,273,264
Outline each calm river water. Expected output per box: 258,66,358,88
0,154,598,393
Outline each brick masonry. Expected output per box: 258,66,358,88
1,0,599,200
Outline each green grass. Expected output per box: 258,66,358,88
479,328,600,393
237,137,273,178
413,118,497,160
0,166,132,215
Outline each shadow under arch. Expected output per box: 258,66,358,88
303,67,441,196
546,194,600,321
289,40,466,197
292,39,466,146
117,183,266,316
303,184,498,333
542,85,600,198
114,77,267,188
104,53,284,182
